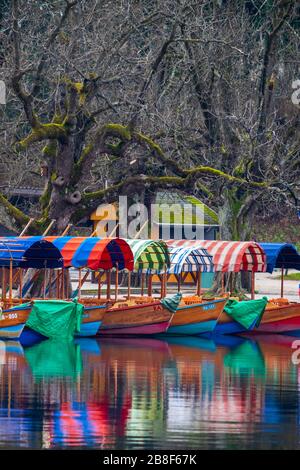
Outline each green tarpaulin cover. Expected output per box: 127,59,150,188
25,339,83,380
26,299,83,340
224,296,268,330
160,292,182,313
223,341,266,375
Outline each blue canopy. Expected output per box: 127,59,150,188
259,243,300,273
0,238,63,268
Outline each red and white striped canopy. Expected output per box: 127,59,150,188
166,240,266,273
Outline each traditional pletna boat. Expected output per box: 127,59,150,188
24,237,178,336
45,236,135,336
252,243,300,334
162,244,226,335
167,240,268,335
19,236,135,337
98,239,177,335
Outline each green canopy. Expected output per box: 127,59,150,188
25,339,82,380
125,239,170,273
224,296,268,330
26,299,83,340
223,341,266,375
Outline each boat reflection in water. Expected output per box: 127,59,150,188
0,334,299,449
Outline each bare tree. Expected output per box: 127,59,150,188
0,0,298,236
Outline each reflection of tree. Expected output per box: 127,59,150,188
0,337,300,449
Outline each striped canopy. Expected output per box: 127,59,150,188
0,238,63,268
166,240,266,272
45,237,134,270
125,239,170,273
259,242,300,273
167,246,214,274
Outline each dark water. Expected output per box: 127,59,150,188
0,334,300,449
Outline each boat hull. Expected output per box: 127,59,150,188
253,302,300,333
214,310,258,335
2,302,106,339
99,301,173,336
167,298,226,335
76,304,106,337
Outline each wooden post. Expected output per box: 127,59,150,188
107,269,111,300
19,268,23,303
65,269,69,299
49,270,53,298
61,224,72,236
108,223,119,238
115,263,119,301
9,260,13,304
148,274,153,297
135,220,148,239
19,218,34,236
78,268,82,299
1,267,5,302
281,267,284,298
251,271,255,300
56,270,60,298
141,272,145,297
221,272,225,294
98,272,102,299
163,265,167,298
128,271,131,300
197,271,202,297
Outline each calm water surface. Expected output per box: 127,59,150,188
0,334,299,449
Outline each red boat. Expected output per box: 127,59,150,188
99,299,175,336
253,300,300,333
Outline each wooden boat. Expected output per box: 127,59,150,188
167,297,227,335
251,243,300,334
99,299,174,335
253,299,300,334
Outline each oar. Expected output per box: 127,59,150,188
42,219,56,236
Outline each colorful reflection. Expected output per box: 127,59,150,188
0,334,299,449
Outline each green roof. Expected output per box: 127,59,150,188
153,192,219,226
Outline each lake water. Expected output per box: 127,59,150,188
0,334,300,450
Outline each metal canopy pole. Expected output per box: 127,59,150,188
42,219,56,236
19,218,34,236
196,271,202,296
115,263,119,301
9,260,13,304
